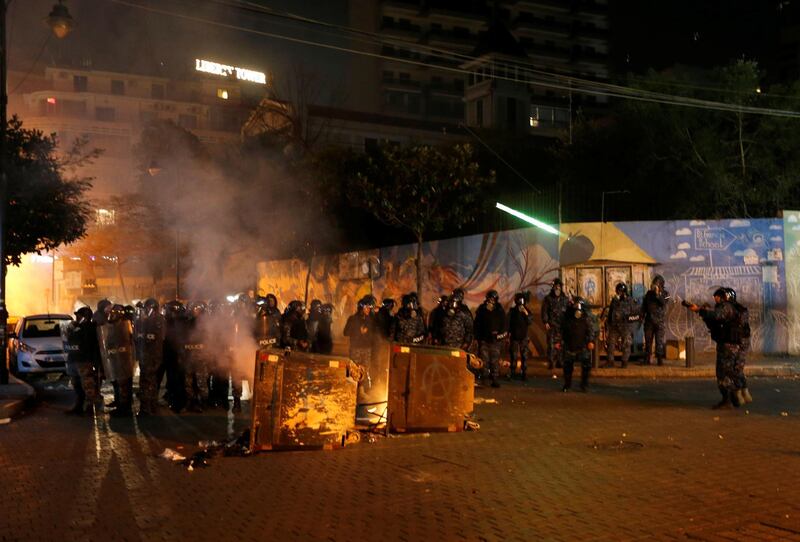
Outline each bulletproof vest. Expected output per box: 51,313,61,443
64,322,87,363
726,302,751,344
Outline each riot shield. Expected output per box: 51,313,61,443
97,320,135,381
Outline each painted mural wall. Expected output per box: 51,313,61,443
258,217,792,357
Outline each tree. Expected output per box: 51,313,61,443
555,60,800,219
346,143,496,295
4,116,95,267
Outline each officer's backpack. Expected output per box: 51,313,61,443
728,302,751,343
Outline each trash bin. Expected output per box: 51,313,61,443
250,349,363,451
387,344,475,433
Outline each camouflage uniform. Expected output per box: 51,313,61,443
508,303,534,378
700,301,749,398
440,309,473,350
560,305,595,391
641,288,669,364
474,300,506,382
63,317,102,411
182,316,210,409
605,295,639,367
344,312,375,366
541,290,570,369
136,311,164,414
391,309,426,344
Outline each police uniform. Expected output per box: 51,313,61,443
560,301,595,392
474,291,506,387
541,283,570,369
605,286,639,368
641,276,670,365
508,294,534,379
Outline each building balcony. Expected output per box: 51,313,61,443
381,77,423,90
379,20,423,39
515,0,571,13
380,0,421,16
512,13,571,36
523,43,572,62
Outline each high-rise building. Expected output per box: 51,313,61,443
348,0,609,134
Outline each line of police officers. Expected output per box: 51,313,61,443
60,294,337,417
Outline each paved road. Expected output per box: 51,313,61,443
1,376,799,541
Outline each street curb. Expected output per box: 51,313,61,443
0,375,36,420
526,365,800,379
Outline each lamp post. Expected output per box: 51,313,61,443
0,1,74,384
147,160,181,300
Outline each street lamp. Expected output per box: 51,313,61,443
0,1,75,384
147,160,181,300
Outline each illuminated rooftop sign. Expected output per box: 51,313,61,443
195,59,266,85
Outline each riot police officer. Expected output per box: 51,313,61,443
162,300,188,412
375,298,396,340
438,295,473,350
542,278,570,370
316,303,335,354
136,298,163,416
688,288,751,409
98,304,136,417
344,296,376,367
560,298,596,392
182,301,211,413
428,295,446,344
305,299,323,351
604,283,640,368
255,293,282,350
62,307,102,415
508,292,534,380
391,293,426,344
474,290,507,387
281,300,310,351
641,275,670,365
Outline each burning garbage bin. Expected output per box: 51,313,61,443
250,348,364,451
387,344,477,433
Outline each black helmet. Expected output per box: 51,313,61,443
652,275,665,288
358,295,376,309
287,300,305,314
164,300,185,320
552,278,563,288
96,298,112,312
124,305,136,319
401,294,417,310
724,287,736,302
452,288,465,302
188,301,207,315
265,294,278,309
310,299,322,312
144,298,159,312
514,292,527,305
615,283,628,295
381,298,396,310
321,303,334,316
75,306,93,321
712,287,728,300
485,290,499,303
108,304,126,323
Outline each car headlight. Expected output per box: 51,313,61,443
18,342,36,354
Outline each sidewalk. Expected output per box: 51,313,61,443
525,353,800,379
0,374,36,420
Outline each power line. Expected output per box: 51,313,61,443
106,0,800,119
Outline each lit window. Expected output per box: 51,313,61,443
529,116,539,127
46,97,56,105
217,88,229,100
96,208,116,226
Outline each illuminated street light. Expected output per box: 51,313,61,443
44,1,75,39
495,202,560,236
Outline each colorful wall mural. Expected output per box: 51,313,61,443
258,216,794,357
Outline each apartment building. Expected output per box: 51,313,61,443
348,0,609,134
8,64,260,202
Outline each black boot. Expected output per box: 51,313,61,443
712,390,732,410
562,373,572,392
490,378,500,388
656,358,664,366
580,369,590,392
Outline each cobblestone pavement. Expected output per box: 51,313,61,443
1,376,799,542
